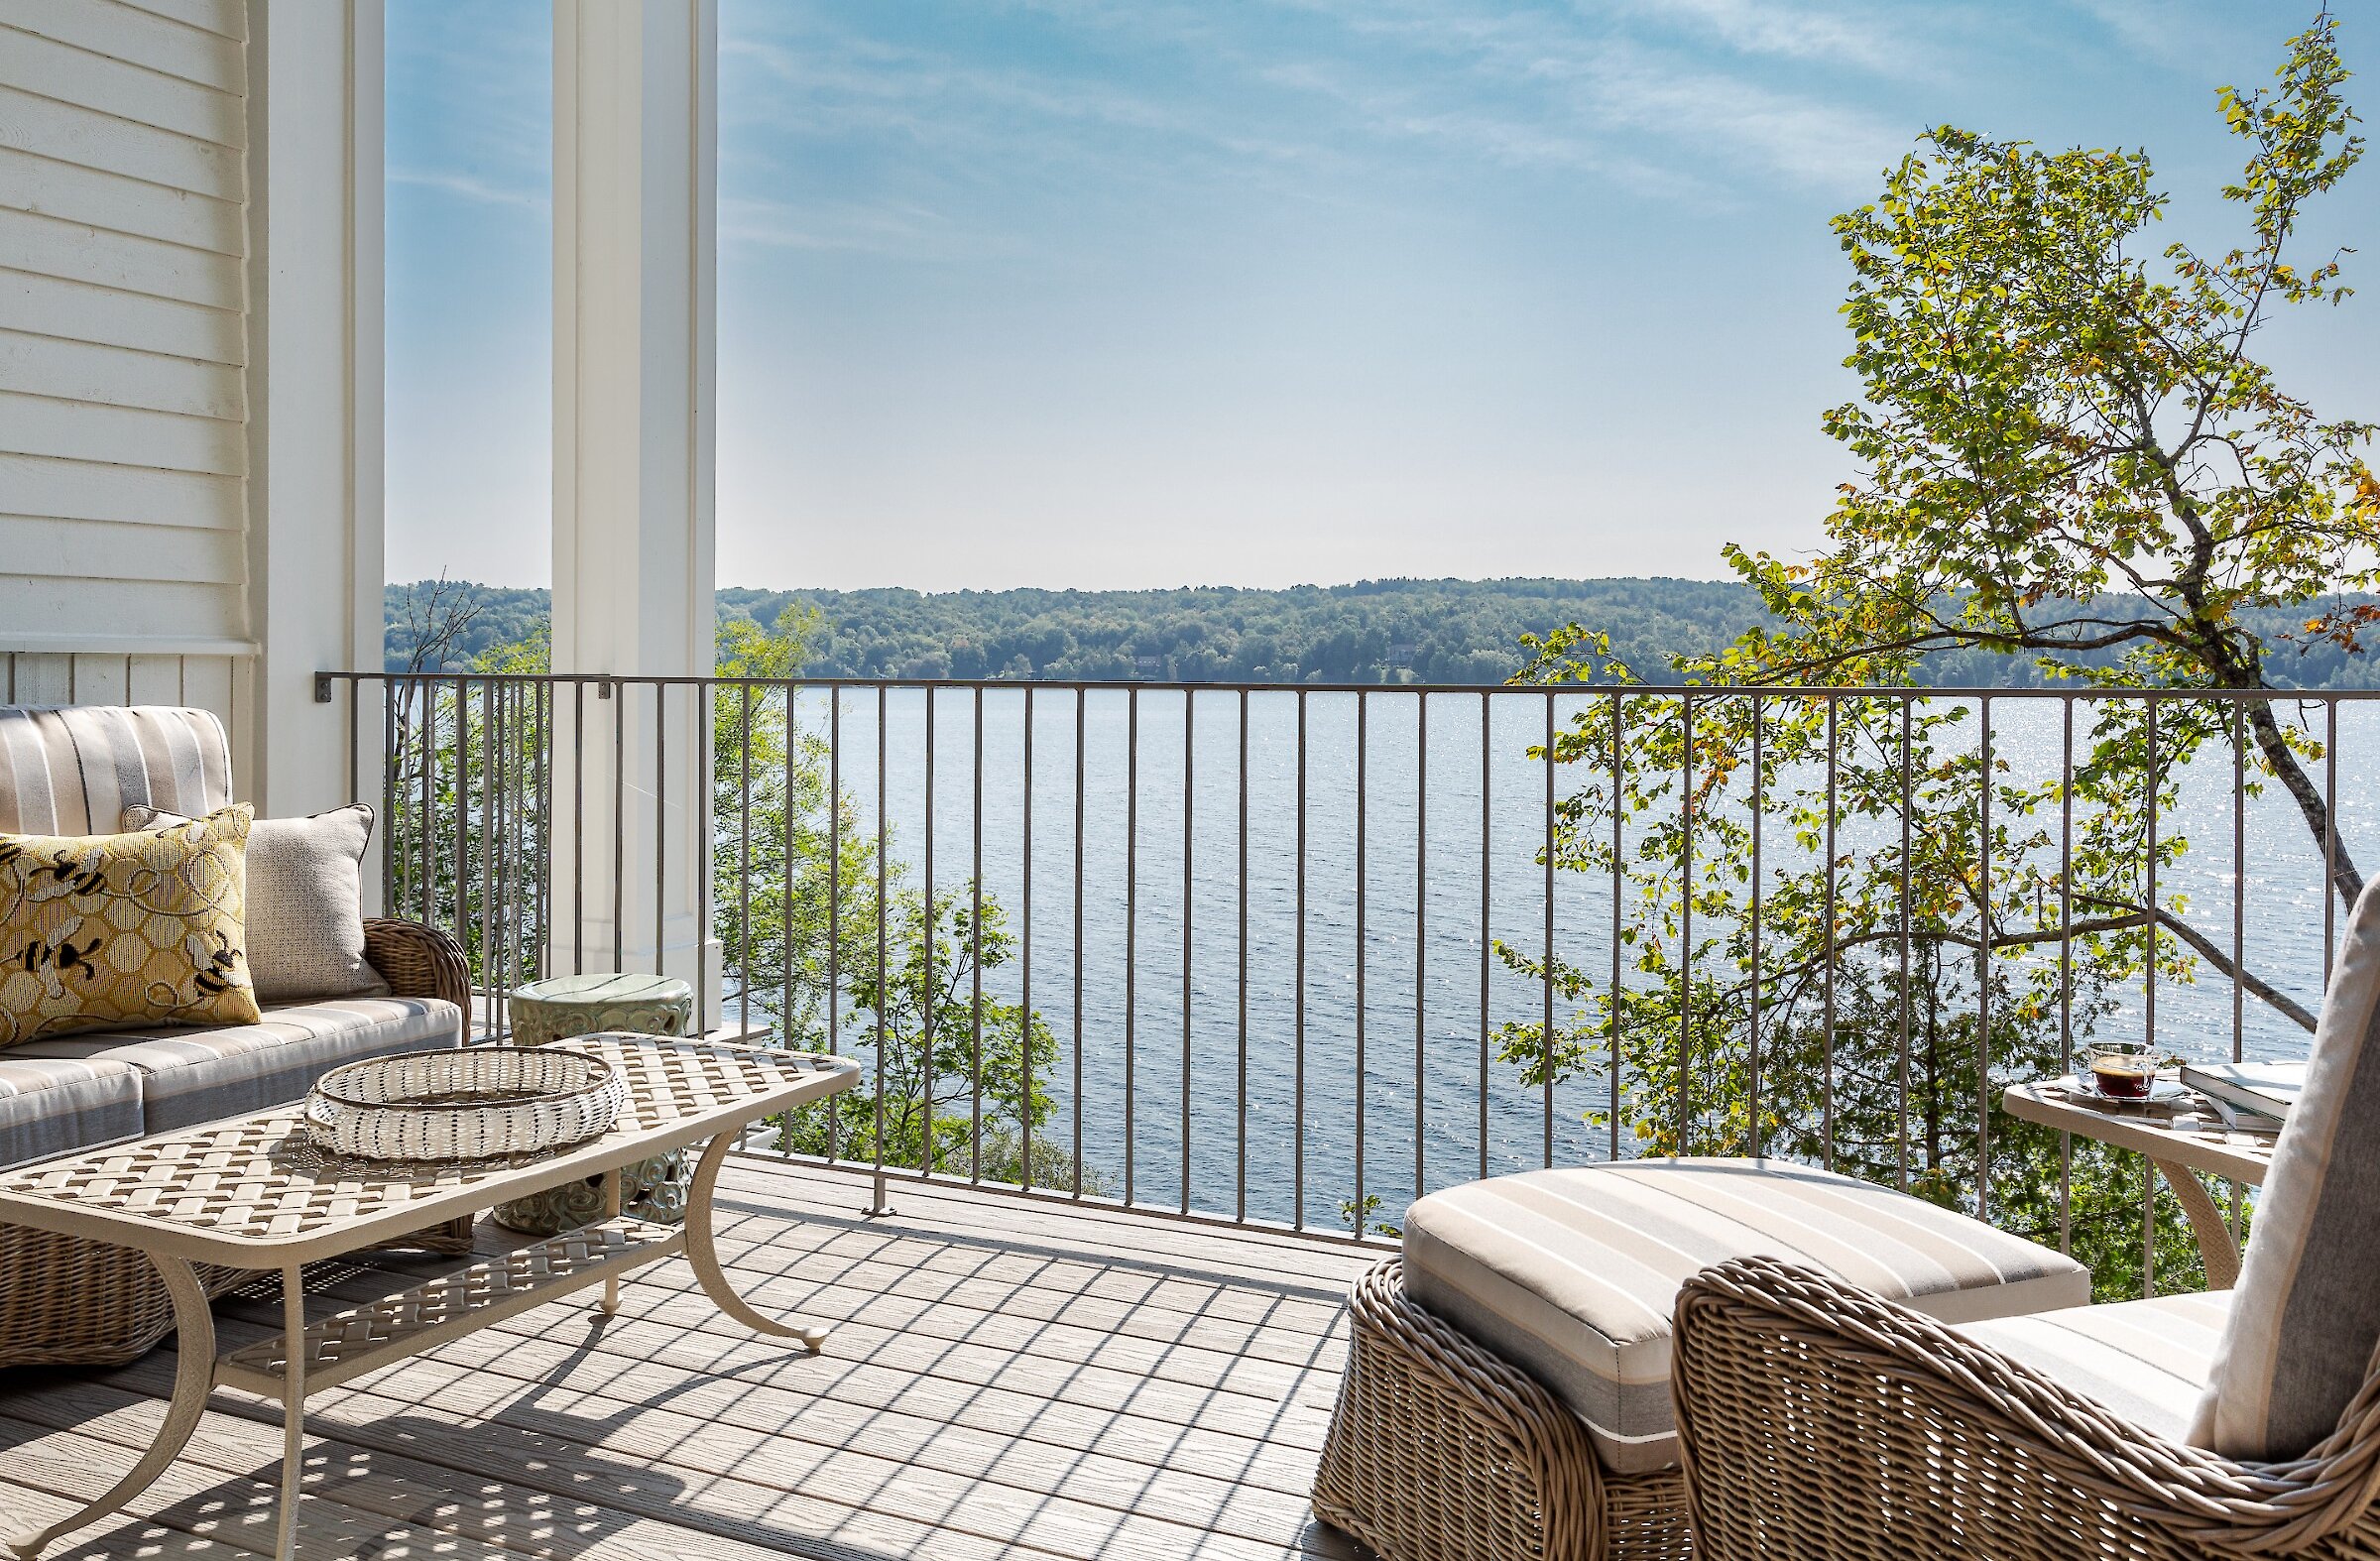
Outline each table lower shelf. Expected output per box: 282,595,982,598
215,1217,683,1398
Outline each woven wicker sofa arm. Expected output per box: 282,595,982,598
1672,1256,2380,1559
362,918,471,1019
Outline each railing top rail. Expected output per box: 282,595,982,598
319,669,2380,701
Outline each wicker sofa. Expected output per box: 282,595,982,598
0,704,472,1369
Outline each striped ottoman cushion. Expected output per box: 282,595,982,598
1958,1289,2229,1443
1404,1157,2090,1473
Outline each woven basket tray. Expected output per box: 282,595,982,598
304,1046,626,1162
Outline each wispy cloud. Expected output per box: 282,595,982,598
718,194,1000,263
388,168,549,213
1603,0,1920,76
2068,0,2264,72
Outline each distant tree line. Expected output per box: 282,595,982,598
386,577,2380,688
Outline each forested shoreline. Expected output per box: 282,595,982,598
386,576,2380,688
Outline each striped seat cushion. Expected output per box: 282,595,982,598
1958,1290,2229,1444
0,1051,143,1167
12,996,462,1135
0,706,233,836
1403,1157,2091,1473
2193,876,2380,1458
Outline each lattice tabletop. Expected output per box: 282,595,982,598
0,1035,856,1264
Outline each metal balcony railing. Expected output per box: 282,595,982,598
316,670,2370,1293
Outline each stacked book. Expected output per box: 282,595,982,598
2178,1061,2304,1133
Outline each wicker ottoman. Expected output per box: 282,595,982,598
1312,1158,2093,1561
491,973,695,1235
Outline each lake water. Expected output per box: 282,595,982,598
764,686,2375,1228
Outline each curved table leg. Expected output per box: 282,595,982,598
6,1253,214,1561
686,1130,831,1354
2155,1157,2243,1290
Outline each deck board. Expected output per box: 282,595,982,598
0,1157,1372,1560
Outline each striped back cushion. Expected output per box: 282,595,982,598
2192,875,2380,1459
0,706,234,838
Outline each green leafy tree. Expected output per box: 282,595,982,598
389,601,1096,1191
773,887,1080,1189
1502,15,2371,1299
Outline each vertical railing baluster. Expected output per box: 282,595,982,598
654,684,668,1021
1822,696,1838,1172
1181,687,1194,1215
2145,696,2159,1050
1748,696,1763,1159
1897,697,1913,1193
1542,692,1555,1168
2326,698,2340,979
571,680,585,976
1236,687,1250,1222
971,684,986,1183
1479,693,1491,1181
420,677,436,935
821,685,835,1157
923,686,937,1178
2059,696,2076,1254
1977,696,1993,1222
871,683,891,1215
740,681,755,1038
1679,693,1694,1155
2143,696,2158,1300
536,682,551,983
1610,690,1623,1164
380,678,397,916
1415,692,1427,1205
1295,688,1308,1230
479,682,498,1031
1072,688,1086,1201
1125,685,1138,1207
454,677,473,1032
1355,689,1368,1229
695,683,711,1037
1021,686,1034,1191
611,680,626,974
2230,698,2247,1243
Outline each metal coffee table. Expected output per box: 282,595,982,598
0,1033,858,1560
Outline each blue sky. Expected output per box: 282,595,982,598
386,1,2377,591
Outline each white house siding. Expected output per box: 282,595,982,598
0,0,250,747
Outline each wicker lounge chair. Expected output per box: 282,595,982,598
1672,874,2380,1560
1311,1158,2090,1561
1672,1255,2380,1560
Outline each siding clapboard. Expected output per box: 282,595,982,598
0,0,252,661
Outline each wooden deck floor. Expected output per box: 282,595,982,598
0,1158,1376,1560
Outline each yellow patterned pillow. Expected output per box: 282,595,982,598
0,804,260,1044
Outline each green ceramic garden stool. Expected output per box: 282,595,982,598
491,973,697,1236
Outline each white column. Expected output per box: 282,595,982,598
550,0,719,1007
244,0,388,903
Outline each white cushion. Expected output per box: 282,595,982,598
2193,875,2380,1457
1959,1289,2230,1444
127,803,376,1003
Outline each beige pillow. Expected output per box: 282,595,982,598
125,803,376,1003
0,804,260,1044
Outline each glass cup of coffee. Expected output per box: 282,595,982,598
2085,1040,2161,1101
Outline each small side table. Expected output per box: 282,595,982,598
494,974,697,1236
2002,1076,2279,1289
